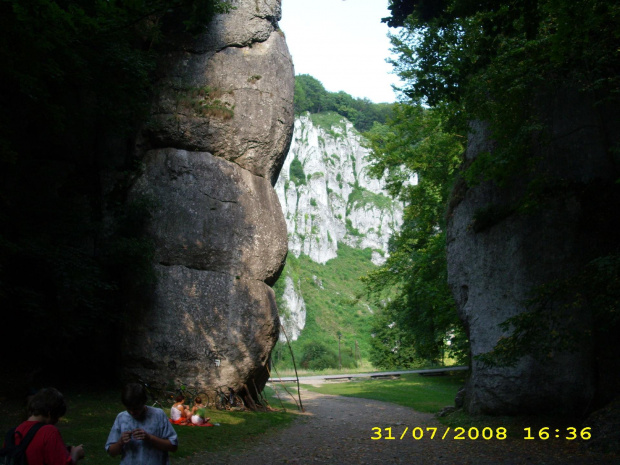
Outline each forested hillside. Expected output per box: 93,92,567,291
293,74,394,132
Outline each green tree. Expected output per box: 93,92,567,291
383,0,620,368
293,74,394,132
289,157,307,186
294,74,331,114
387,0,620,187
363,104,468,366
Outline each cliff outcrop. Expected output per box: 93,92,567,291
121,0,294,398
275,114,402,266
447,92,620,415
274,113,402,340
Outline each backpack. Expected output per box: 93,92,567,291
0,422,45,465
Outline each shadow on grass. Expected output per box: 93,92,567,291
0,388,296,465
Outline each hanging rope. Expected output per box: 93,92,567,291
265,363,286,411
279,324,304,412
270,363,301,411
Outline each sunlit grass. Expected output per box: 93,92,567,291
299,372,467,413
271,360,376,378
272,245,379,371
271,361,464,379
263,384,303,412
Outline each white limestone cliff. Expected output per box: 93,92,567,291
275,113,402,265
274,113,402,340
278,275,307,342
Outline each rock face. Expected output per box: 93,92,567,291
275,114,402,266
145,1,293,185
274,113,403,340
278,275,306,342
447,93,620,415
125,265,279,388
122,0,294,397
131,149,287,284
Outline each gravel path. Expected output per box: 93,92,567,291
176,386,618,465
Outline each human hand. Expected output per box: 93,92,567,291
70,444,85,461
131,428,150,441
120,431,132,444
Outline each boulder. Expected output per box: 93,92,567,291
123,265,279,391
121,0,294,400
196,0,283,51
130,148,288,285
146,25,294,184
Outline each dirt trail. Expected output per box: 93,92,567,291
176,386,617,465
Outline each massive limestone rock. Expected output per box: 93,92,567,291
447,92,620,415
145,0,293,185
124,265,279,391
131,148,287,285
122,0,294,398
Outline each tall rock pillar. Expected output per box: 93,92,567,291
447,92,620,415
122,0,294,398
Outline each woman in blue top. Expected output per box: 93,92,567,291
105,383,178,465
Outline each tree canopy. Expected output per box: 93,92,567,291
363,105,468,368
389,0,619,186
293,74,394,133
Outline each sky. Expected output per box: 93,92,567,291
279,0,402,103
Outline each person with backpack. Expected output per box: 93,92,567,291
105,383,178,464
1,387,85,464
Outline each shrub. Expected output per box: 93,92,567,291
289,158,306,186
300,341,338,370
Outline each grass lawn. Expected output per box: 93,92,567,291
299,372,467,413
272,361,463,379
290,372,587,440
0,388,296,465
271,361,376,379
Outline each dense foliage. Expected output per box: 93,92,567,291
388,0,619,187
293,74,394,133
378,0,620,367
288,157,307,186
363,105,468,368
0,0,230,389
